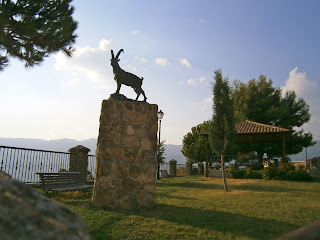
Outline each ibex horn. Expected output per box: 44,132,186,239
111,50,114,59
116,49,124,59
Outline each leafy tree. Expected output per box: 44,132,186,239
233,76,281,124
157,140,166,179
232,76,314,158
209,69,235,191
181,121,215,164
185,74,314,168
0,0,78,71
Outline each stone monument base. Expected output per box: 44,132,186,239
92,100,158,209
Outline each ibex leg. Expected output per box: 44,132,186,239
141,89,147,102
116,83,121,94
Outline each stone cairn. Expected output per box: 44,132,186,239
69,145,90,181
169,159,177,177
92,100,158,209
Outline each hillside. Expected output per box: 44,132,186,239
289,139,320,161
0,137,97,154
1,137,318,163
0,138,187,164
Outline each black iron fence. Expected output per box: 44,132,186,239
0,145,95,183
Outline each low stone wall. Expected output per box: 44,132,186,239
92,100,158,210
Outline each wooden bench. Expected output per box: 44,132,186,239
36,172,93,192
160,170,174,178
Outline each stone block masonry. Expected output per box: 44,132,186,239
92,100,158,209
69,145,90,182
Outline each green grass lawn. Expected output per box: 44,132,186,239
51,176,320,240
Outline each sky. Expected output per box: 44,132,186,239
1,0,320,145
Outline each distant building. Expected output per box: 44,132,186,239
291,161,306,168
291,157,320,169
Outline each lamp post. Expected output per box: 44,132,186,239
157,110,164,179
200,132,209,178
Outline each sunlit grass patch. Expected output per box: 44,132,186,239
49,176,320,240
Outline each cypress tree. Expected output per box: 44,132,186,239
209,69,235,191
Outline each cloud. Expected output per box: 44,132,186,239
63,72,80,87
55,39,113,85
127,64,137,72
282,67,318,98
178,58,192,68
187,78,197,85
186,76,206,86
131,30,140,35
99,39,112,51
201,97,212,111
199,76,206,83
282,67,320,138
136,57,148,63
155,58,169,66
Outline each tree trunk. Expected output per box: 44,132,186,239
221,154,228,191
157,163,160,180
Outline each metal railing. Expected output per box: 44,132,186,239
0,145,95,183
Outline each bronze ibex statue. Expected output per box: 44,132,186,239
110,49,147,101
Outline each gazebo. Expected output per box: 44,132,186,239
235,120,290,163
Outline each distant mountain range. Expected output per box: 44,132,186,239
0,137,187,164
0,137,319,163
288,139,320,161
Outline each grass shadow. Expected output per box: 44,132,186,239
228,183,310,193
158,178,313,193
158,181,219,190
123,203,298,240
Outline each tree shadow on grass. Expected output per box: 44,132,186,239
127,203,298,240
55,191,299,239
158,181,220,190
157,190,195,201
229,182,312,193
158,180,311,193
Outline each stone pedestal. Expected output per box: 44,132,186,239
69,145,90,181
169,159,177,177
92,100,158,209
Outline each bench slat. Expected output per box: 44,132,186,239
36,172,93,192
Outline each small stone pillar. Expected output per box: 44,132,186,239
68,145,90,181
92,100,158,210
169,159,177,177
186,161,192,175
198,162,204,175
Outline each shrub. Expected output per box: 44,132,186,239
261,167,280,180
250,162,264,170
227,165,262,179
245,168,262,179
261,166,312,181
285,169,312,181
228,169,246,179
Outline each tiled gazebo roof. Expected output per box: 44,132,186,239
234,120,290,163
234,120,290,144
236,120,289,135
